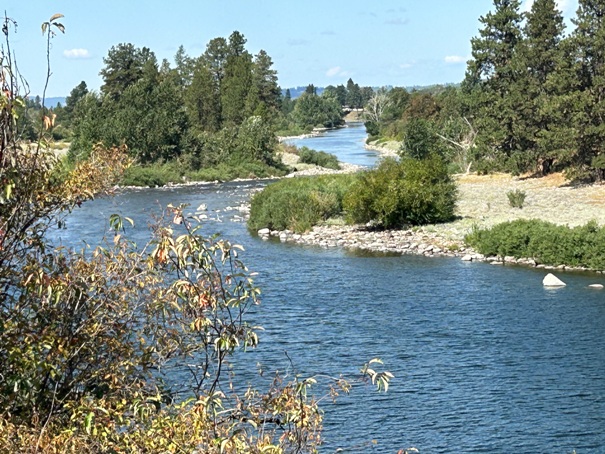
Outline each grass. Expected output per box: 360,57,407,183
120,161,288,187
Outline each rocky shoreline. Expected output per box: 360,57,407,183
255,224,604,274
251,165,605,274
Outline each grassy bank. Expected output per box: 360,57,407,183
465,219,605,270
121,160,288,187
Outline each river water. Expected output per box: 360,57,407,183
286,122,380,167
51,125,605,453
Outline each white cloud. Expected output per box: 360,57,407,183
325,66,350,78
444,55,467,64
326,66,342,77
399,62,414,69
63,48,91,59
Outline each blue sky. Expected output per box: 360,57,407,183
4,0,578,97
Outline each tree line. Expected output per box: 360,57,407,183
367,0,605,181
15,34,373,184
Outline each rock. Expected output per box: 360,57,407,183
461,254,473,262
543,273,566,287
589,284,604,289
504,256,516,263
258,228,270,235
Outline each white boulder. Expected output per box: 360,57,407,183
588,284,604,289
543,273,566,287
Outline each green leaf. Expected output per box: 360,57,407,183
84,411,94,435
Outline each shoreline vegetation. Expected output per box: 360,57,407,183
250,143,605,274
112,134,605,275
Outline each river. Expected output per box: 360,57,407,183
50,125,605,453
286,122,380,167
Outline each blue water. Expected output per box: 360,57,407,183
286,122,381,167
50,126,605,453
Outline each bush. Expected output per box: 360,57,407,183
343,157,458,228
507,189,527,208
464,219,605,269
121,162,182,186
298,146,341,170
0,20,392,452
248,174,356,232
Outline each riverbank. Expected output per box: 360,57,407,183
255,172,605,273
364,139,400,158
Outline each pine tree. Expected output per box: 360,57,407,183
99,44,156,101
245,50,280,119
464,0,524,170
513,0,566,174
567,0,605,178
186,60,221,132
221,32,253,126
174,45,194,88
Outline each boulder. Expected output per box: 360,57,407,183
461,254,473,262
543,273,566,287
257,228,270,236
588,284,604,289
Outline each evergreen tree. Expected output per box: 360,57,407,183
281,88,293,115
516,0,566,174
567,0,605,178
464,0,524,169
186,60,221,132
246,50,280,119
64,81,88,123
100,43,156,100
335,84,347,106
346,78,362,108
174,45,194,88
221,32,253,125
203,37,228,86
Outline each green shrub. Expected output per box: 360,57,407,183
464,219,605,269
343,157,457,228
298,146,341,170
507,189,527,208
248,174,356,232
121,162,182,187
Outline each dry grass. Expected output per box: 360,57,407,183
419,172,605,243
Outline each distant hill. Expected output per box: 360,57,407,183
28,96,66,107
45,97,66,107
282,86,324,99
